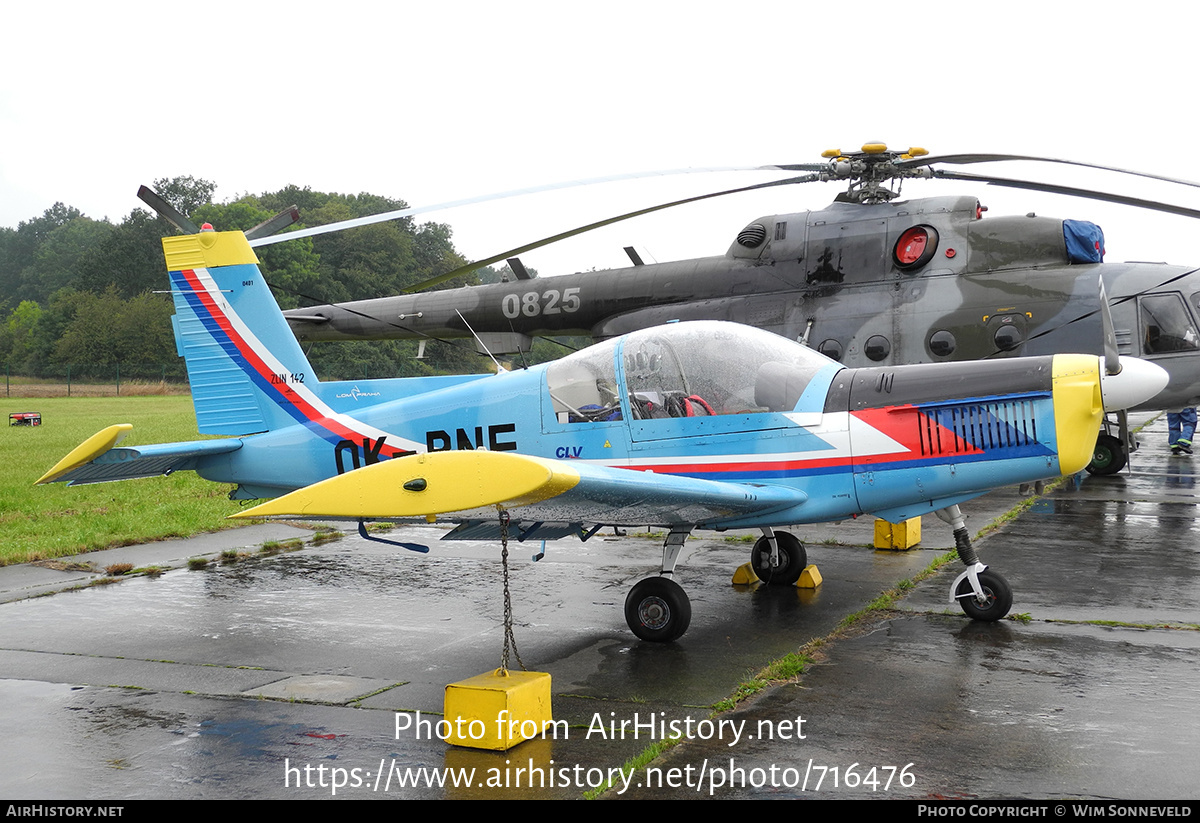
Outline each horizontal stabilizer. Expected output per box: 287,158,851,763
232,450,806,527
37,425,243,486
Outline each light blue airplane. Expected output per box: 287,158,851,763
39,226,1167,641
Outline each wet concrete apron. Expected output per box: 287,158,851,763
1,415,1195,799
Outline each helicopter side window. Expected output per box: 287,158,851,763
1140,293,1200,354
547,340,622,423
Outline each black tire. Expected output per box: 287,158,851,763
624,577,692,642
1086,434,1127,475
751,531,808,586
955,570,1013,621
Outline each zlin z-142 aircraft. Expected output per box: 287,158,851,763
39,226,1167,641
274,145,1200,474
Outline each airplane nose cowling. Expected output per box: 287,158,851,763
1099,356,1170,413
1051,355,1169,476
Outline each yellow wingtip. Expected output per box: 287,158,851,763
36,424,134,485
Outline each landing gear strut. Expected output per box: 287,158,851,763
625,527,692,642
936,505,1013,622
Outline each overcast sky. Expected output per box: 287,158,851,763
3,1,1199,279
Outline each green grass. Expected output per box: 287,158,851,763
583,736,682,800
1,396,254,565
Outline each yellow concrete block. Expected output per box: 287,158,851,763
732,562,760,585
797,565,823,588
444,669,552,750
874,517,922,550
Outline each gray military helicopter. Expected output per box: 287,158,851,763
160,145,1200,475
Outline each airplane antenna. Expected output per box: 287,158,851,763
456,310,507,373
506,317,532,370
542,337,582,353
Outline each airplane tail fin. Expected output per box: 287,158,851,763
165,227,319,436
39,226,426,489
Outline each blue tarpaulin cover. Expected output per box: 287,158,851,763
1064,219,1105,263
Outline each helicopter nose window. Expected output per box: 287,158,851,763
622,322,827,418
1139,293,1200,354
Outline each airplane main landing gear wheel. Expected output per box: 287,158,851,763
1086,434,1127,475
751,531,807,586
625,577,692,642
955,570,1013,621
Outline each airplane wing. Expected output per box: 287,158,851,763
37,424,244,486
232,450,807,527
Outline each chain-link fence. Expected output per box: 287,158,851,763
2,364,190,397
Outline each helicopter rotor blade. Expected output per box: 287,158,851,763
756,163,834,172
905,154,1200,190
931,170,1200,221
247,165,790,249
399,173,824,293
136,185,200,235
244,205,301,241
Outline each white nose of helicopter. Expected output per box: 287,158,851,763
1099,356,1170,412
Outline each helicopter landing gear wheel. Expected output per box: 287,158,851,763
751,531,807,586
625,577,691,642
1086,434,1127,475
955,569,1013,622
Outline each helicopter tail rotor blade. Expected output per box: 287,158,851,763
136,185,200,235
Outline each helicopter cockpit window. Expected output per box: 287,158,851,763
622,323,827,418
1140,293,1200,354
547,339,622,423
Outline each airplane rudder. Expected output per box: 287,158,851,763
165,229,319,435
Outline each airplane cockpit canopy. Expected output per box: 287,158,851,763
547,321,835,423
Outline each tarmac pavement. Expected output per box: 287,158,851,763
1,413,1196,800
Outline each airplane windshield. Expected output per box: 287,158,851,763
546,338,623,423
620,322,828,418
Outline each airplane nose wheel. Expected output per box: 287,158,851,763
938,504,1014,622
625,577,691,642
954,569,1013,621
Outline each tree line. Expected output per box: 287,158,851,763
0,176,560,381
